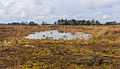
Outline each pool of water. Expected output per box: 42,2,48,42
25,30,91,40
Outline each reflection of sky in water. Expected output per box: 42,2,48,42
25,30,91,40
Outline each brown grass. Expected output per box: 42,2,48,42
0,25,120,69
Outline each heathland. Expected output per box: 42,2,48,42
0,25,120,69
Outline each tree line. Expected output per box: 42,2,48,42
8,21,38,26
5,19,120,26
54,19,120,25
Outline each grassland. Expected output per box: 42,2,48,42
0,25,120,69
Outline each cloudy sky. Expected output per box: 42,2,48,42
0,0,120,24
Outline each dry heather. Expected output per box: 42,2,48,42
0,25,120,69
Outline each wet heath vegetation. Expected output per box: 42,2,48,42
0,25,120,69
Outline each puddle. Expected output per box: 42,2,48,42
24,45,35,47
25,30,91,40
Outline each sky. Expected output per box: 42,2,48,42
0,0,120,24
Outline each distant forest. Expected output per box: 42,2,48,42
3,19,120,26
53,19,120,25
8,21,38,26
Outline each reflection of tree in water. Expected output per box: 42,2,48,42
63,35,67,38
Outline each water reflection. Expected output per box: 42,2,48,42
25,30,91,40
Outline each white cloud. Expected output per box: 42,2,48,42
0,0,120,23
79,0,120,9
0,9,4,15
0,0,13,7
20,12,26,18
103,15,108,19
103,14,112,19
34,16,45,20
